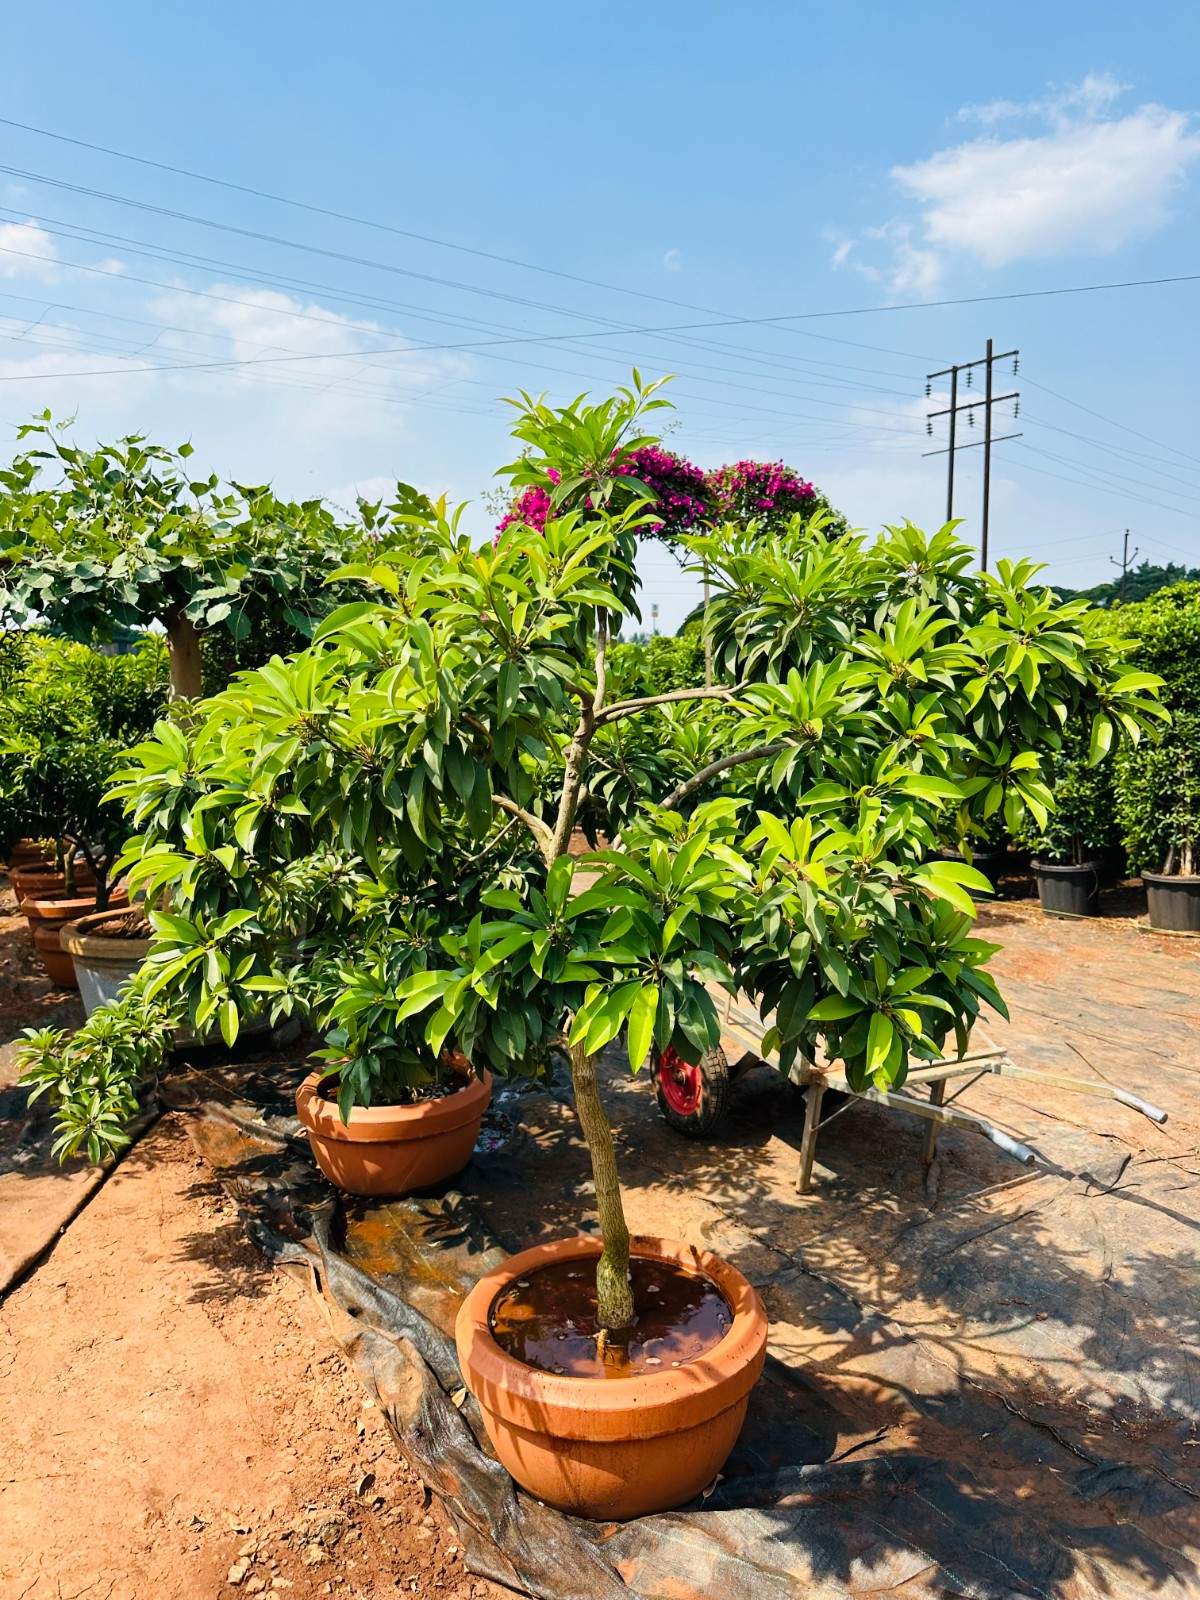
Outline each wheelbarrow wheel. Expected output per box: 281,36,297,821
654,1044,730,1136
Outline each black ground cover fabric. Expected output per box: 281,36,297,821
167,1060,1200,1600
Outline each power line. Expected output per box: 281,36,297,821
0,210,946,400
1013,440,1200,512
993,448,1198,544
1021,409,1200,494
1021,374,1200,470
0,115,942,363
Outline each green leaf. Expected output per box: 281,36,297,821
1088,712,1113,766
626,984,659,1072
866,1012,895,1072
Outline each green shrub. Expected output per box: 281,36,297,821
0,635,168,899
1015,726,1121,865
607,631,706,700
1111,583,1200,875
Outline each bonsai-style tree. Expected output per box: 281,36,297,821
0,636,168,905
0,416,425,698
21,378,1163,1333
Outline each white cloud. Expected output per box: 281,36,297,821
662,248,683,273
834,78,1200,294
0,220,61,281
957,72,1127,127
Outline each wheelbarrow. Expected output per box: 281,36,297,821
652,983,1168,1194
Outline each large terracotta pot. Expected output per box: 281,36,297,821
22,890,129,989
30,921,78,987
11,863,96,901
5,839,53,870
60,911,152,1016
455,1234,768,1520
295,1061,492,1197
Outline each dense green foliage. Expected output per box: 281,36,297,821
1112,583,1200,874
1014,724,1121,865
0,635,168,902
19,380,1163,1176
607,630,706,700
0,417,427,696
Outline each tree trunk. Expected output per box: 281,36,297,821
165,612,204,700
569,1041,634,1332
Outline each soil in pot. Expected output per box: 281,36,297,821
295,1064,492,1198
1033,859,1101,918
456,1234,768,1520
1143,871,1200,934
490,1255,733,1378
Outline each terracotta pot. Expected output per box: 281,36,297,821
5,839,54,870
455,1234,768,1520
22,891,128,986
11,863,97,901
60,911,152,1017
295,1061,492,1197
31,920,79,988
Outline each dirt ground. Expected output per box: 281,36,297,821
0,886,505,1600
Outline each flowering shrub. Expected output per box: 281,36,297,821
707,459,821,531
498,449,709,549
498,442,846,547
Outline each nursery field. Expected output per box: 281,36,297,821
2,383,1198,1598
2,868,1198,1599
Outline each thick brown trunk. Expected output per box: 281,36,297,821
166,613,204,700
569,1041,634,1332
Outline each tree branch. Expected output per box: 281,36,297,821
548,612,607,861
658,740,787,812
596,684,736,725
492,796,554,862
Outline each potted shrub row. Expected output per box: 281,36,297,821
19,378,1163,1520
1111,584,1200,934
0,637,167,986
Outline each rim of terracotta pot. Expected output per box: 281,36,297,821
295,1060,492,1146
60,910,153,963
21,890,128,922
456,1234,768,1443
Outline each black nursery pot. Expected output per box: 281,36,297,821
1142,872,1200,934
1033,860,1101,918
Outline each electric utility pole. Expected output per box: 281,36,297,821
925,339,1021,569
1110,528,1139,602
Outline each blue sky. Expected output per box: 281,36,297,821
1,2,1198,628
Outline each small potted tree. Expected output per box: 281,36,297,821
1113,583,1200,932
21,378,1162,1520
1017,726,1122,916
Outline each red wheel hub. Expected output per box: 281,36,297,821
656,1046,703,1117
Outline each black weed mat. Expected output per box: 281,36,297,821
165,1063,1200,1600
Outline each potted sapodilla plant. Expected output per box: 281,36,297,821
20,378,1163,1521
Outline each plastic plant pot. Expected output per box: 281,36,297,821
1143,872,1200,934
1032,860,1102,918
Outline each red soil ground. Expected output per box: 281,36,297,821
0,1114,506,1600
